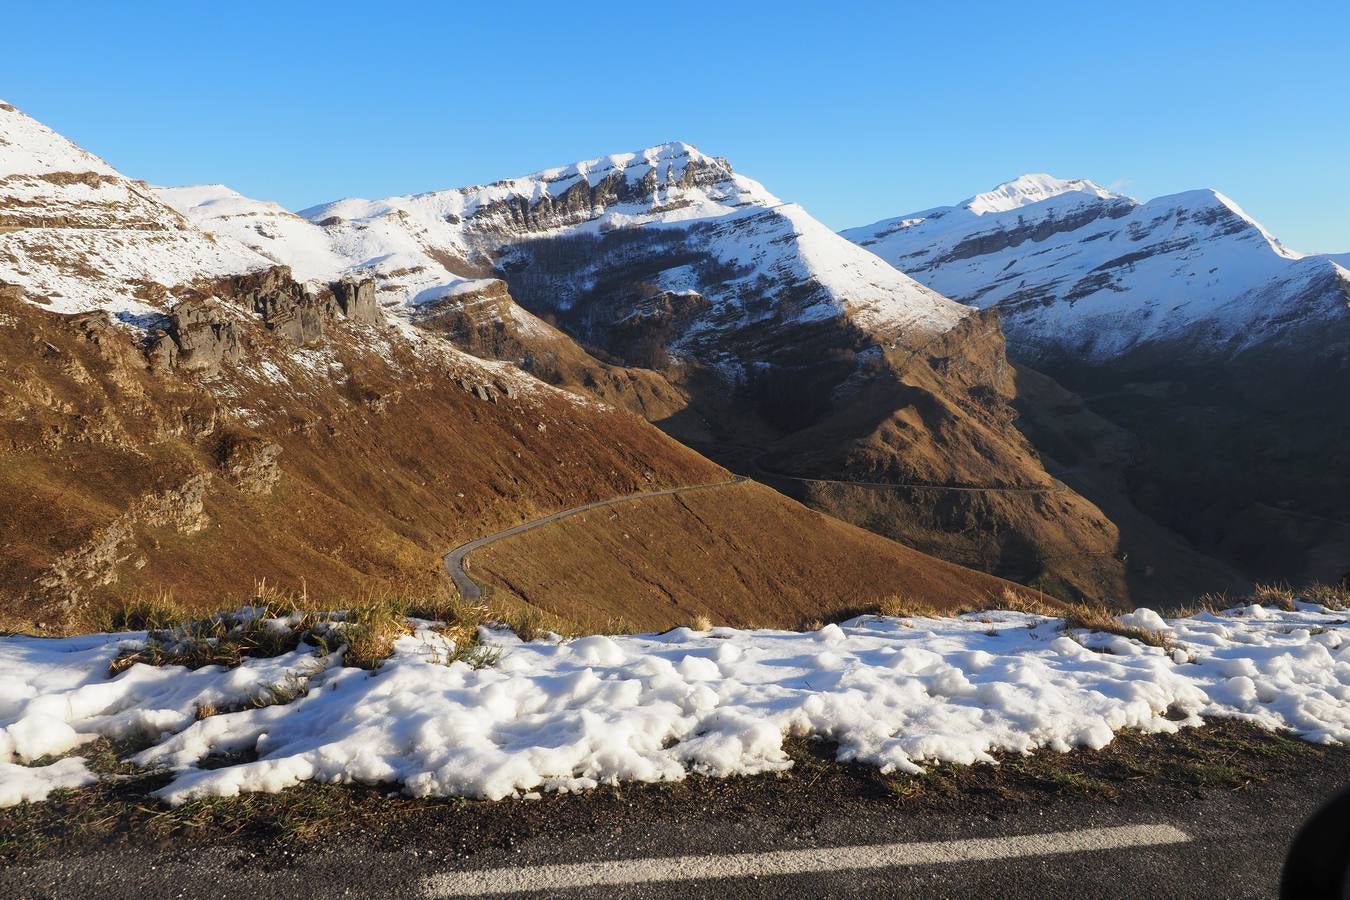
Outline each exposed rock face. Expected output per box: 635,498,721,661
417,279,693,420
331,276,379,323
137,473,211,533
209,267,379,342
214,266,331,344
416,280,521,358
151,298,242,377
475,155,733,235
37,518,135,609
935,198,1134,265
146,268,382,376
37,473,212,609
218,436,283,496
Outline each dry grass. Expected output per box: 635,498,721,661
1058,603,1172,650
96,585,571,676
1250,583,1297,612
1173,593,1228,618
818,586,1063,628
1301,583,1350,610
337,603,413,669
1177,582,1350,617
95,592,193,632
102,584,496,674
469,480,1016,634
876,594,949,619
813,586,1174,649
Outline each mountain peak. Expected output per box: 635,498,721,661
514,140,733,192
963,174,1120,215
1144,188,1304,259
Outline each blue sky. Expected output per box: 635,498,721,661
5,1,1348,250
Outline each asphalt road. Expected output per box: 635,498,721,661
6,751,1346,899
442,477,748,601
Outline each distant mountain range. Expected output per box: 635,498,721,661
6,96,1347,628
843,173,1350,362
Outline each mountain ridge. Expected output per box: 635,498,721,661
842,173,1349,361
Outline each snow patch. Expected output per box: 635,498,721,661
2,605,1348,807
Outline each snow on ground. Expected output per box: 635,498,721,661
154,184,351,283
1,604,1347,808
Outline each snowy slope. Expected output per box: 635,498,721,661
3,601,1349,806
843,175,1350,359
154,184,348,283
0,100,269,318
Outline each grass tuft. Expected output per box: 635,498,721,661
1299,583,1350,611
337,603,413,670
1250,583,1297,612
97,592,193,633
1059,602,1172,650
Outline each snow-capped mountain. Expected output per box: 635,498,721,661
0,100,270,319
842,174,1350,360
847,174,1350,589
160,142,969,378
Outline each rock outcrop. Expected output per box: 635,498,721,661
146,268,380,375
331,276,380,323
218,437,283,496
215,266,331,345
149,298,241,377
36,473,212,609
214,266,379,342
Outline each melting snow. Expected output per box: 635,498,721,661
1,604,1348,807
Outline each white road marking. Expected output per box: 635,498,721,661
420,822,1190,897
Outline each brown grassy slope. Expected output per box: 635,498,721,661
469,480,1022,631
743,311,1130,605
0,287,1012,634
0,288,721,628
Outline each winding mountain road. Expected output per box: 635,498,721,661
443,477,749,601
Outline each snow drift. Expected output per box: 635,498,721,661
2,603,1347,807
